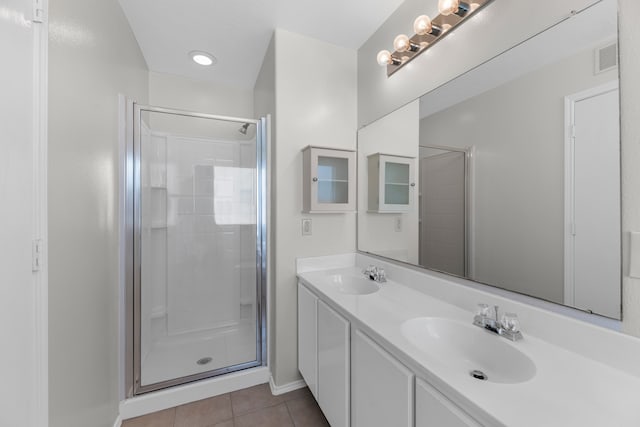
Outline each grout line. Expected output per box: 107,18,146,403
283,400,296,427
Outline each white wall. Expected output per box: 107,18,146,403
419,47,616,304
149,71,254,119
619,0,640,336
48,0,148,425
358,0,640,335
357,101,419,263
0,1,42,426
259,29,357,387
357,0,601,127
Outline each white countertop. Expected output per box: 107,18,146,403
297,260,640,427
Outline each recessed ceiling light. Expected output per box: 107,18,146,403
189,50,216,66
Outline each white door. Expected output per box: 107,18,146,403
317,301,350,427
0,0,47,425
566,83,620,318
351,329,413,427
416,378,481,427
297,283,318,398
420,151,466,276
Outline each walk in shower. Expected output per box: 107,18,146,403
126,105,267,395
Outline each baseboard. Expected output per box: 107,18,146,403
113,415,122,427
120,366,270,420
268,375,307,396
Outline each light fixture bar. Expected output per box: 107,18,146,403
382,0,494,77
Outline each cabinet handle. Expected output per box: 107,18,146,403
312,177,318,182
410,182,416,187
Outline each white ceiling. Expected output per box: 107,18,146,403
118,0,405,89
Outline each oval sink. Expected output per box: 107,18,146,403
401,317,536,384
327,274,380,295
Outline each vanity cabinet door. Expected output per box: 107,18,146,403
416,378,482,427
317,300,350,427
298,283,318,399
352,329,414,427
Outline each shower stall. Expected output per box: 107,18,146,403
125,104,267,395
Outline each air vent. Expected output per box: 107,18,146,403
595,42,618,74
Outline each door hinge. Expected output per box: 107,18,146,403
33,0,45,23
570,124,576,139
32,239,43,272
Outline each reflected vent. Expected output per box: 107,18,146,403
595,42,618,74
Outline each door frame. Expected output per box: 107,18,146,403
418,144,474,278
563,80,619,307
125,104,268,395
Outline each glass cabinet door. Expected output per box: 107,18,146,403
367,153,415,213
384,161,411,205
303,146,356,212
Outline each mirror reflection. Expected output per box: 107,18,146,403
357,0,621,319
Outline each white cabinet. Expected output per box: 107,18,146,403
302,146,356,213
351,329,414,427
297,283,318,398
317,300,350,427
367,153,415,213
416,378,482,427
297,283,350,427
299,282,485,427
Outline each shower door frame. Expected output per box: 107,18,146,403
125,104,268,396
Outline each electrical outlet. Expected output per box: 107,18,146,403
302,218,312,236
394,216,402,232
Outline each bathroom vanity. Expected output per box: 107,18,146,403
296,254,640,427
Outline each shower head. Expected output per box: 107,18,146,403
238,123,250,135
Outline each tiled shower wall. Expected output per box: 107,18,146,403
141,128,257,358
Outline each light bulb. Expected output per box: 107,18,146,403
377,50,392,66
438,0,460,16
413,15,432,36
393,34,411,53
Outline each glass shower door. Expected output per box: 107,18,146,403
132,106,266,394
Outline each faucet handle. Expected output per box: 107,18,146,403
475,303,490,318
500,312,520,333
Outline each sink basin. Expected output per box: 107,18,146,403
327,274,380,295
401,317,536,384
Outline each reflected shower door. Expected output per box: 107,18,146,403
132,106,266,394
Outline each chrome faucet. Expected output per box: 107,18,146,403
363,265,387,283
473,304,523,341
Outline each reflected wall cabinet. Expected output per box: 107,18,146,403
302,146,356,213
367,153,415,213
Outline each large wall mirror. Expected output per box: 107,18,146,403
357,0,621,319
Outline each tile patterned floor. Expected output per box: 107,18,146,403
122,384,330,427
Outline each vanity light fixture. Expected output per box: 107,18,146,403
189,50,217,66
377,0,494,77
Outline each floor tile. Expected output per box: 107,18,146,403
280,386,312,402
174,393,233,427
233,403,294,427
286,394,330,427
209,419,235,427
230,383,286,416
121,408,176,427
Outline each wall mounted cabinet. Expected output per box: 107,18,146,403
303,146,356,213
367,153,415,213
